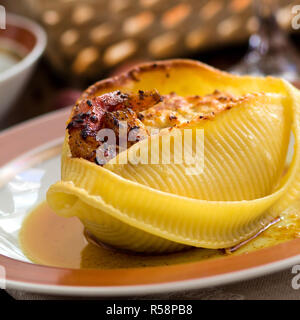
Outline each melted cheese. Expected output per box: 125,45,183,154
140,91,238,129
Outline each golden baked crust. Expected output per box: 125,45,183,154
67,89,242,163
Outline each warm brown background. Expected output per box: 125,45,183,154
1,0,300,130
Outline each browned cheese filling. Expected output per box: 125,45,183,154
67,90,241,164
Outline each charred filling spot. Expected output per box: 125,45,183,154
68,89,244,165
137,113,144,121
67,90,164,163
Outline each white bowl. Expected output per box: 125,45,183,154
0,13,47,117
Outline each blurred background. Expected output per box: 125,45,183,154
1,0,300,130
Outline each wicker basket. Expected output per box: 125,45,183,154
22,0,297,79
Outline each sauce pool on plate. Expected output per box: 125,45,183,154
19,201,300,269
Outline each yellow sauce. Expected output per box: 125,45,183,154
19,201,300,269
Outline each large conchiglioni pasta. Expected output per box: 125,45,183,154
47,59,300,253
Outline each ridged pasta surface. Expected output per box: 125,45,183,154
47,60,300,252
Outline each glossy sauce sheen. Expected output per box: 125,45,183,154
19,201,300,269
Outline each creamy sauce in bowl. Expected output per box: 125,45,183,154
0,46,22,73
0,38,27,75
19,201,300,269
